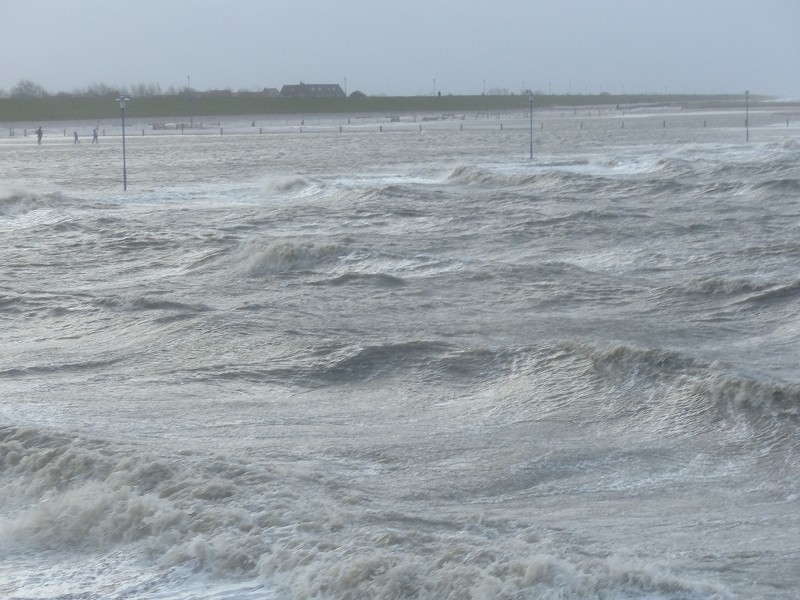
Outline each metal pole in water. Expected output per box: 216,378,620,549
745,90,750,142
529,92,533,159
117,96,128,191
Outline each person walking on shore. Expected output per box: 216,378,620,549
36,127,43,144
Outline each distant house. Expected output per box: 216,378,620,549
280,83,346,99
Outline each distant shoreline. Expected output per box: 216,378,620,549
0,93,790,124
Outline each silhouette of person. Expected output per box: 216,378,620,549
92,128,99,143
36,127,43,144
73,131,79,144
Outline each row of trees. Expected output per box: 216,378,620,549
0,79,189,99
2,79,526,100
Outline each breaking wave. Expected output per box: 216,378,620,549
446,164,579,190
0,425,731,599
231,238,344,276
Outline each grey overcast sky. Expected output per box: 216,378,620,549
2,0,799,98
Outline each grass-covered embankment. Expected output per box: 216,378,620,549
0,93,757,123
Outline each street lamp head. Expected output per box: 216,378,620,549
117,96,129,109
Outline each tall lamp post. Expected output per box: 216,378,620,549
117,96,129,190
529,92,534,159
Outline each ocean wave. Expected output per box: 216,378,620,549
653,157,695,175
313,340,452,383
0,426,263,567
579,342,800,438
326,272,406,287
689,372,800,420
0,426,729,599
740,280,800,305
95,295,211,314
446,164,577,190
0,191,68,217
751,177,800,194
586,343,698,381
259,175,314,195
182,343,517,388
0,358,121,379
257,537,728,600
0,293,26,314
231,238,344,276
687,276,771,296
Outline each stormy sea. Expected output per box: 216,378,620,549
1,105,799,599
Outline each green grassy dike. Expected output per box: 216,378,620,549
0,93,763,123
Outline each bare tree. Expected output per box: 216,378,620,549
10,79,48,98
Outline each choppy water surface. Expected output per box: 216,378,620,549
2,108,800,599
